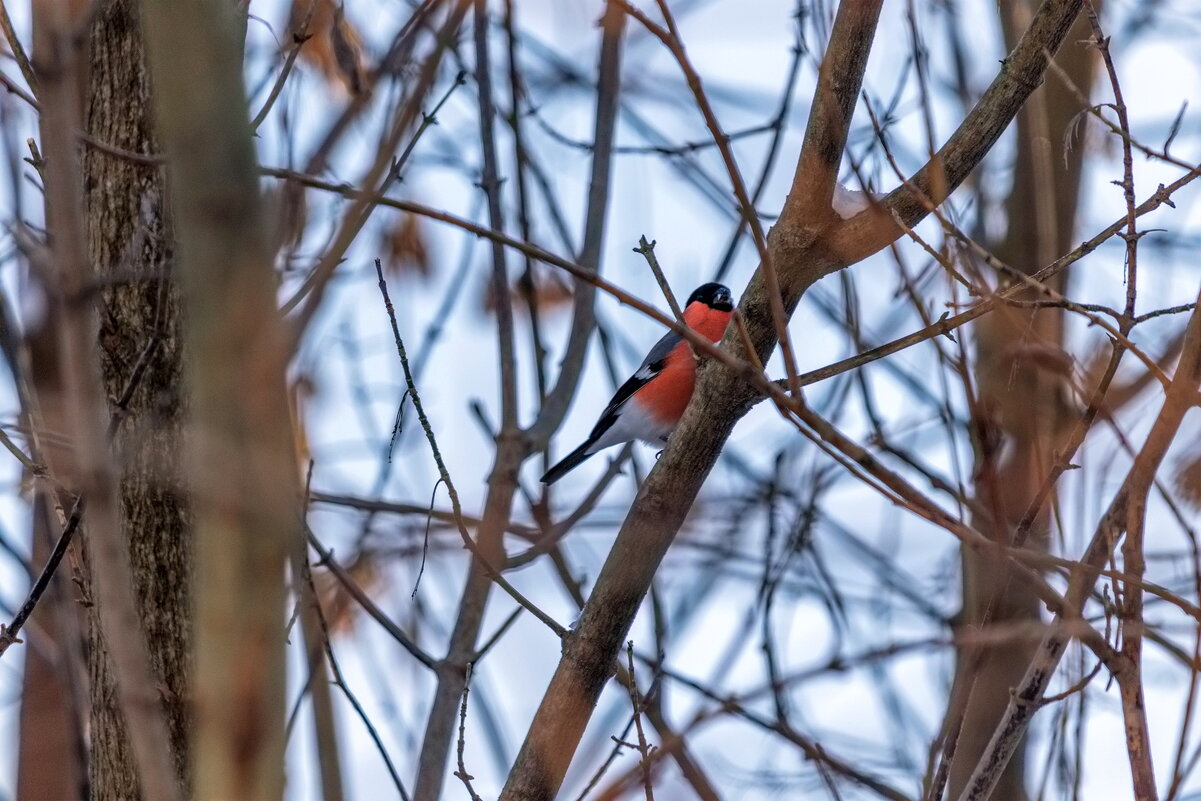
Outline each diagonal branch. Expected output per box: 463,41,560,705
499,2,884,797
826,0,1087,269
500,1,1095,797
0,497,81,659
0,0,36,97
783,0,880,230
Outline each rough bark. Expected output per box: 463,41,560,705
943,5,1098,800
81,1,191,797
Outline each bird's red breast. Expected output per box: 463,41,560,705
633,300,732,425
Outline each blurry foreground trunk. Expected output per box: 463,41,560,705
142,0,297,797
941,5,1098,799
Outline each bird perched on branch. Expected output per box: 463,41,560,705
541,282,734,484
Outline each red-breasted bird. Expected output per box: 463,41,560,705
541,282,734,484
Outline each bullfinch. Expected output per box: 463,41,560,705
541,282,734,484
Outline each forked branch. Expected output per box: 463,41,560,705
500,1,1090,798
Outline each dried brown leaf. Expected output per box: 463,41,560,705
1174,442,1201,511
313,551,380,634
482,269,573,315
330,4,363,95
288,373,317,474
381,213,431,278
290,0,365,94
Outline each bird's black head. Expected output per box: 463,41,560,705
686,282,733,312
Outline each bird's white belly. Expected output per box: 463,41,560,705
585,400,672,454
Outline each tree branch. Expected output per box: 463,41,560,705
826,0,1087,269
499,1,1097,796
32,2,180,797
499,2,884,796
524,0,626,447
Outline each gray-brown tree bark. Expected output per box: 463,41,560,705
26,0,187,798
82,1,192,797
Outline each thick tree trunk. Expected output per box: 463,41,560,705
82,1,191,797
942,5,1098,800
141,0,296,796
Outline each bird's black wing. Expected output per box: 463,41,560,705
541,329,682,484
585,329,681,441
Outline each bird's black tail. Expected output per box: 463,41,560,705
541,441,595,484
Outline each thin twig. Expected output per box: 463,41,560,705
251,0,319,130
0,0,36,97
0,425,40,474
306,526,436,669
1084,5,1157,798
301,552,411,801
624,642,656,801
374,260,566,637
633,236,685,328
0,67,36,108
0,497,81,658
452,662,484,801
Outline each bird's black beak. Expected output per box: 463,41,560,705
714,287,732,307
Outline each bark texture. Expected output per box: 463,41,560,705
82,1,191,797
943,5,1098,799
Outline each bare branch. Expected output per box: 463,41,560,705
524,0,626,447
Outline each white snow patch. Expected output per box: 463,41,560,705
831,182,880,220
